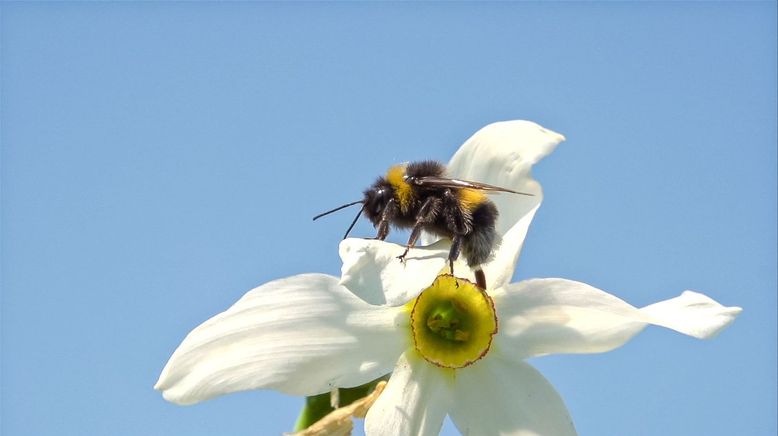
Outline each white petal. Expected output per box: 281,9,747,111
339,238,466,305
479,204,541,291
639,290,742,339
338,207,539,304
364,351,452,436
450,355,576,436
446,120,563,236
494,279,741,360
435,121,564,289
155,274,407,405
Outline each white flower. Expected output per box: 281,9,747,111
155,121,741,435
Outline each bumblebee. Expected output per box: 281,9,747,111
313,161,531,289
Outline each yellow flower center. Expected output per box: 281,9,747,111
408,274,498,369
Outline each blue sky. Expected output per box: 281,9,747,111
2,2,775,435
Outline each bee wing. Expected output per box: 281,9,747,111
410,176,534,196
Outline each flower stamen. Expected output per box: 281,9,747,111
410,274,498,368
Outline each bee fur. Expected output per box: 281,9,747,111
362,161,501,288
314,160,529,289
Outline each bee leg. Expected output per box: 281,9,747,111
474,269,486,290
374,198,397,241
448,234,463,288
397,225,423,263
448,234,463,273
375,224,389,241
397,197,441,263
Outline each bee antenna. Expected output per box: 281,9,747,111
312,200,364,221
342,204,365,240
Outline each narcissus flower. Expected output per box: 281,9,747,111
155,121,741,435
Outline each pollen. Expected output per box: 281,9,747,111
386,164,414,213
409,274,498,369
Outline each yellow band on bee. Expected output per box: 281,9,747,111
457,188,486,211
386,164,414,213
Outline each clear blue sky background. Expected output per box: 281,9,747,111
2,3,775,436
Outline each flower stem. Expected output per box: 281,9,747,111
293,375,389,431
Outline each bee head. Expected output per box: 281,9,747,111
363,178,394,225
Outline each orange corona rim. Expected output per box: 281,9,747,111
409,274,498,369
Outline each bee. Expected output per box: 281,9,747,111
313,160,532,289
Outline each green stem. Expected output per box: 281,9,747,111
293,375,389,431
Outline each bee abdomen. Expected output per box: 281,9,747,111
463,201,499,267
